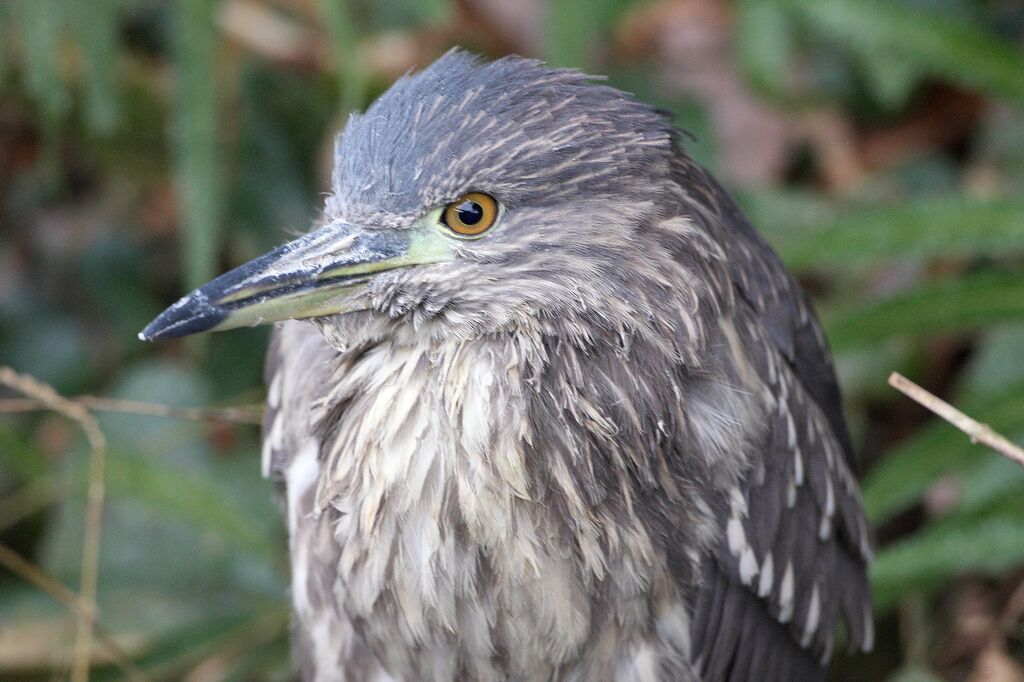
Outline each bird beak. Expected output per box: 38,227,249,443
139,221,452,341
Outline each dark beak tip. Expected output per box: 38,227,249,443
138,318,169,342
139,295,227,342
137,316,176,343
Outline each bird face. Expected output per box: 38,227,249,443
141,51,676,346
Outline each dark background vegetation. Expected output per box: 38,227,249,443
2,0,1024,679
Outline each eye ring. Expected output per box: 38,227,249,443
440,192,499,237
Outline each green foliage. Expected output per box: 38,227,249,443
545,0,641,68
740,0,1024,111
68,0,121,134
887,666,946,682
12,0,69,127
791,0,1024,108
321,0,368,114
824,271,1024,352
735,0,796,99
873,515,1024,611
0,4,7,81
104,449,278,560
751,194,1024,269
174,0,223,292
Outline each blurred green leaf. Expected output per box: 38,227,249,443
750,194,1024,269
975,107,1024,190
97,361,211,454
41,438,282,603
232,63,323,251
0,426,47,481
105,449,276,559
887,666,945,682
862,381,1024,523
205,327,269,399
962,325,1024,399
547,0,599,67
955,456,1024,518
867,156,961,197
80,234,164,339
173,0,222,291
13,0,68,125
91,77,170,180
11,0,68,181
321,0,367,114
2,315,92,393
735,0,797,98
789,0,1024,108
825,270,1024,352
68,0,120,134
0,2,8,81
873,514,1024,611
218,632,292,682
546,0,639,68
858,49,922,111
366,0,449,29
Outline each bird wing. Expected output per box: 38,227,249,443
691,307,874,680
673,170,873,679
712,181,855,462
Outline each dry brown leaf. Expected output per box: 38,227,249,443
454,0,544,56
0,618,144,672
617,0,796,187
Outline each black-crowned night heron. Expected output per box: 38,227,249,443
142,50,873,681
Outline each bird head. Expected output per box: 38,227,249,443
140,50,682,349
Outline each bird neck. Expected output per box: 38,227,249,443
298,314,771,675
312,332,541,528
310,319,746,577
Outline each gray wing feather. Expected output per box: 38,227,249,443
673,162,873,679
715,186,855,461
677,161,854,462
691,308,873,681
692,568,826,682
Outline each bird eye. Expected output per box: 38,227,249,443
440,192,499,237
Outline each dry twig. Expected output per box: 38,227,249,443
0,367,262,679
0,543,148,681
0,396,264,424
0,366,107,682
888,372,1024,466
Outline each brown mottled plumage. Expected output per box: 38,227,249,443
144,50,873,681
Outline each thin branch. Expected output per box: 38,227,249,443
0,543,148,682
888,372,1024,466
0,368,262,676
0,396,264,424
0,366,107,682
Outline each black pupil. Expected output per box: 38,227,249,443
456,200,483,226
